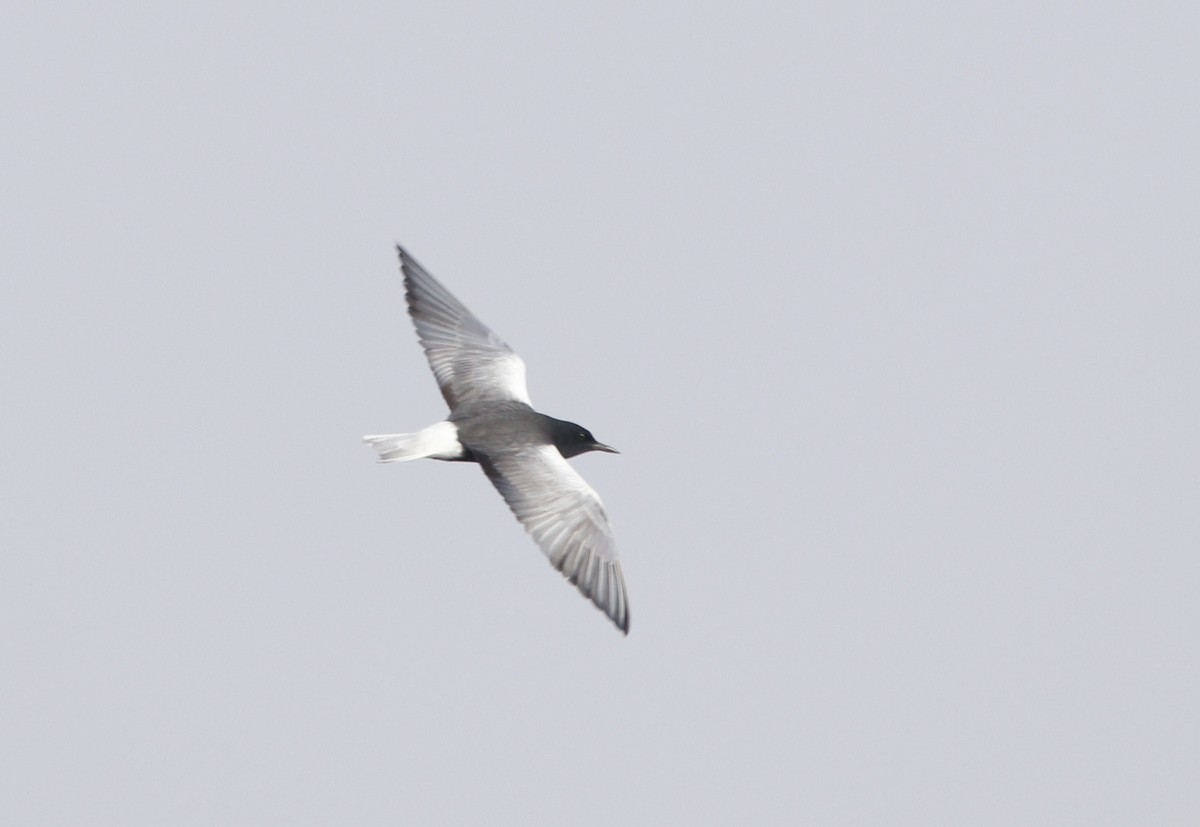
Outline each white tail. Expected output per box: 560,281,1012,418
362,421,463,463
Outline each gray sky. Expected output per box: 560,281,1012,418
2,3,1197,824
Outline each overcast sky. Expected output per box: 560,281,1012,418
2,3,1197,824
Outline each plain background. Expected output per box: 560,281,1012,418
2,3,1197,824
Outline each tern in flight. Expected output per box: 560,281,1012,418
364,246,630,634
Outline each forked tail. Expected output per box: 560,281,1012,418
362,421,463,462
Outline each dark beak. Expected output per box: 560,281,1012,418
592,442,619,454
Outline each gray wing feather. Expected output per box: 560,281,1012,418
398,246,531,409
482,446,630,634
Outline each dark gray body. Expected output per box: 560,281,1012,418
450,401,602,463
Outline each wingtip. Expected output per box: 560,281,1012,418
598,566,631,636
558,553,631,636
600,602,629,635
396,244,432,285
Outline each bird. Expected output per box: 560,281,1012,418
363,245,630,634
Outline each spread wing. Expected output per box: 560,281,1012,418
398,245,532,410
481,445,630,634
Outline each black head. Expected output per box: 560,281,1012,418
547,418,619,459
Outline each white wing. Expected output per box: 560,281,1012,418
482,445,630,634
399,246,532,409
